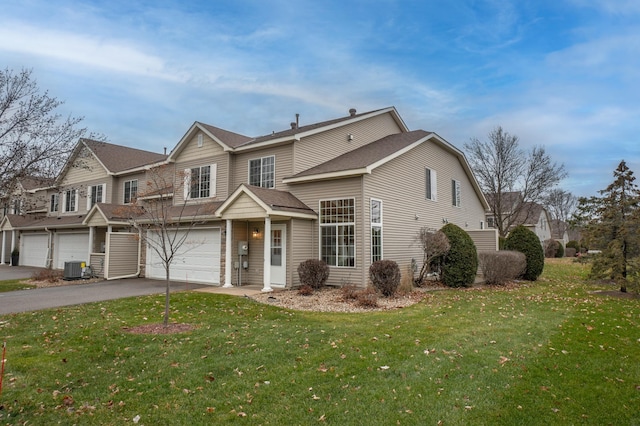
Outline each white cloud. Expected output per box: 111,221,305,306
0,22,185,82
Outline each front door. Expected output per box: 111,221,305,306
270,224,286,286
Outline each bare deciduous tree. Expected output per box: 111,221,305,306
543,188,577,237
465,126,567,237
122,164,216,327
415,227,450,285
0,68,100,199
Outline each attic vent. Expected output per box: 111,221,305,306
197,133,203,147
349,108,357,116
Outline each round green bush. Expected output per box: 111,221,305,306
555,241,565,258
440,223,478,288
504,225,544,281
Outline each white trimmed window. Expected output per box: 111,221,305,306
249,156,275,188
426,168,437,201
87,184,106,209
185,164,216,199
50,193,59,212
63,189,78,212
452,179,461,207
371,198,383,262
124,179,138,204
320,198,355,267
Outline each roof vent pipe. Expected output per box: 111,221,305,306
349,108,356,116
296,113,300,128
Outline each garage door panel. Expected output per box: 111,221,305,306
21,234,49,267
55,233,90,269
146,229,220,285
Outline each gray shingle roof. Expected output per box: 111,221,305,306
288,130,431,179
197,108,391,149
243,185,316,215
83,139,167,173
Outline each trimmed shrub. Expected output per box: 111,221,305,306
297,259,330,289
369,260,401,297
504,225,544,281
544,239,560,258
555,242,565,258
566,240,581,253
478,250,526,285
440,223,478,288
565,247,577,258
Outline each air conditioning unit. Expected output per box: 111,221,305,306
63,261,84,280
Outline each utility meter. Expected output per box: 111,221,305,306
238,241,249,255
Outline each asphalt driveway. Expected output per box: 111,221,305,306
0,265,207,315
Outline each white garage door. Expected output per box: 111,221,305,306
21,234,49,267
146,228,221,285
55,233,90,269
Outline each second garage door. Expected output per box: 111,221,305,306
146,228,221,285
21,233,49,267
55,233,90,269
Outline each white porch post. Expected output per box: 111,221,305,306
87,226,95,265
223,219,233,287
1,230,6,265
10,230,16,266
262,216,272,292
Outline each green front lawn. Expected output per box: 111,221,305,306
0,279,35,293
1,259,638,425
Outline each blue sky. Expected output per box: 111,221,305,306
1,0,639,197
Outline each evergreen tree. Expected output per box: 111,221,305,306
573,160,640,292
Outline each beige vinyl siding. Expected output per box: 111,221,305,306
62,150,108,186
231,144,294,191
293,113,402,174
104,232,139,279
467,229,499,252
224,193,267,219
173,153,229,204
290,218,317,287
363,139,487,275
176,131,227,164
289,177,365,287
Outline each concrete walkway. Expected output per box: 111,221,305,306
0,265,264,315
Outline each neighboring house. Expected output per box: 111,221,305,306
0,140,167,269
486,192,552,244
1,107,493,290
550,219,569,247
0,176,53,264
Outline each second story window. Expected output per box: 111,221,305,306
50,194,59,212
63,189,77,212
185,165,216,199
87,184,105,209
249,156,275,189
124,180,138,204
426,168,437,201
452,179,461,207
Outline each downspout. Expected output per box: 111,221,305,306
45,227,53,269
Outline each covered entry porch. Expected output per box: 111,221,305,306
217,184,317,292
